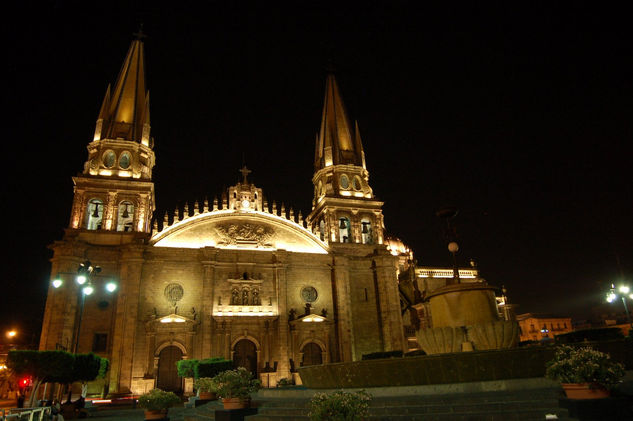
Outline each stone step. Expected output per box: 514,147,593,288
246,409,572,421
254,402,566,417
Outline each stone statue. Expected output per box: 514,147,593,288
252,289,260,305
242,289,249,305
231,289,239,305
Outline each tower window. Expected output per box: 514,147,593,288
102,150,116,168
340,174,349,189
352,176,362,191
339,217,350,243
361,218,373,244
119,151,131,169
86,199,104,230
92,333,108,352
117,201,134,232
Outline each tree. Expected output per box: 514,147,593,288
7,351,109,406
7,350,74,407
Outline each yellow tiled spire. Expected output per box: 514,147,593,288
93,33,150,145
314,73,365,170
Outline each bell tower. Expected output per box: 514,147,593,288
69,31,155,234
306,73,384,246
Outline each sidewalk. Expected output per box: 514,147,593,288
0,399,17,409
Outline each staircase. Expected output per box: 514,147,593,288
247,388,572,421
184,387,574,421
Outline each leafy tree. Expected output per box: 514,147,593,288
8,350,74,407
7,351,109,406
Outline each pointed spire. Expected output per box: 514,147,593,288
96,35,149,144
315,72,364,170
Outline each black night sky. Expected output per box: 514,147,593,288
3,3,631,343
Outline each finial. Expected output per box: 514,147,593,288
239,165,252,184
133,23,147,41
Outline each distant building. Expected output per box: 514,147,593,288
516,313,572,342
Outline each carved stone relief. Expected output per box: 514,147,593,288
214,223,274,247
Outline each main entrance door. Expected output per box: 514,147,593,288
157,346,183,393
233,339,257,376
301,342,323,366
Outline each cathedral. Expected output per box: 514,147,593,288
39,35,491,396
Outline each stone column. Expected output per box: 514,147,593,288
200,250,217,358
108,245,145,394
272,252,291,379
373,254,406,352
145,332,156,376
332,256,355,361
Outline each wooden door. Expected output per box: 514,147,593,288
233,339,257,376
157,346,183,393
302,342,323,366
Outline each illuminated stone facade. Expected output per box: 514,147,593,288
39,37,408,395
516,313,573,342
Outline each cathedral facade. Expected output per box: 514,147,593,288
39,36,409,395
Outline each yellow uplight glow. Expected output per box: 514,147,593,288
160,316,186,323
98,170,112,176
301,314,325,322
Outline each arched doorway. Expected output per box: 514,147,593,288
157,346,183,393
301,342,323,366
233,339,257,376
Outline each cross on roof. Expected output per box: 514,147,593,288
239,165,252,184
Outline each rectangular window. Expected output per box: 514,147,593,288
92,333,108,352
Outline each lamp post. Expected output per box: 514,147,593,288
436,206,461,285
606,283,633,329
51,261,117,354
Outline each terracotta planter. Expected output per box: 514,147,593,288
222,397,250,409
199,391,217,400
562,383,610,399
144,409,168,420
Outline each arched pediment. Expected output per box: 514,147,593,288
151,210,328,254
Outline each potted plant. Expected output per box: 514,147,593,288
308,389,372,421
137,389,181,419
212,367,261,409
276,377,294,387
545,345,625,399
194,377,218,400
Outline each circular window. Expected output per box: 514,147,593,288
164,283,184,306
102,151,116,168
301,286,318,303
352,176,362,190
119,152,131,169
340,174,349,189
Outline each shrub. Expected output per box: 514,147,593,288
194,358,234,378
212,367,261,399
276,377,293,387
177,359,196,378
545,345,625,389
361,350,403,360
555,328,623,344
193,377,218,393
308,389,372,421
137,389,181,410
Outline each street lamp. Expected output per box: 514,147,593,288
51,261,117,353
606,283,633,329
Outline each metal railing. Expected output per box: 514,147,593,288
1,407,51,421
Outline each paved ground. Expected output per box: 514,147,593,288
0,405,187,421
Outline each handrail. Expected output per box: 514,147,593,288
1,407,51,421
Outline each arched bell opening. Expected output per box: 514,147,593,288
86,198,104,230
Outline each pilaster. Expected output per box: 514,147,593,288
108,245,145,394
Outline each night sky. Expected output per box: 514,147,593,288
3,3,631,343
